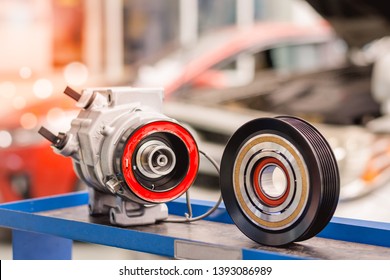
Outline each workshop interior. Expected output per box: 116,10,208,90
1,0,390,259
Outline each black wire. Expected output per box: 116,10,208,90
164,150,223,223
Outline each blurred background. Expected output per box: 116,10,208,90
1,0,390,258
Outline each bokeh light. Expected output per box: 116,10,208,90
64,62,89,86
33,79,53,99
20,112,38,129
19,66,32,79
0,130,13,148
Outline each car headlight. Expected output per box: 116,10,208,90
325,126,390,201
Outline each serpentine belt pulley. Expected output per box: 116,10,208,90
220,116,340,246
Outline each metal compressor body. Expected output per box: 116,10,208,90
39,87,199,226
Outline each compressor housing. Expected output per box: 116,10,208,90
39,86,199,226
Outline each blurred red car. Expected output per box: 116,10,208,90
135,21,342,97
0,96,80,202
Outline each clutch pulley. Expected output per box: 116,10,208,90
220,116,340,246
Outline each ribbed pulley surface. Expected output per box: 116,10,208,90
220,116,340,246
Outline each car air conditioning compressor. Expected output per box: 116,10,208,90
39,86,199,226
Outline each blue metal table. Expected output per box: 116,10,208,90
1,191,390,260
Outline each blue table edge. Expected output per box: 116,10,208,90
0,191,389,259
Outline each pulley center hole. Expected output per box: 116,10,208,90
259,164,287,199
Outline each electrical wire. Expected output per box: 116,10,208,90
164,150,223,223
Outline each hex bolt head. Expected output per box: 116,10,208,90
105,178,122,194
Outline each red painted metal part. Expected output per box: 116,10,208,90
121,121,199,203
252,157,290,207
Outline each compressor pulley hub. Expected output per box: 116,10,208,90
136,139,176,179
118,121,199,203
